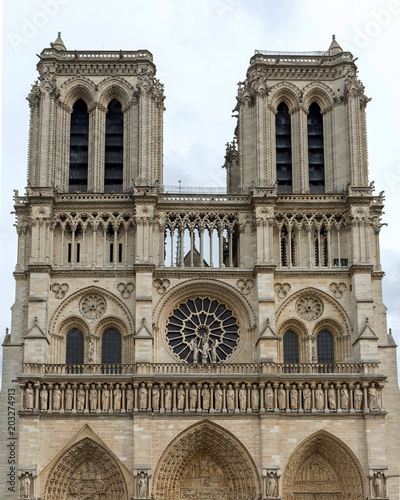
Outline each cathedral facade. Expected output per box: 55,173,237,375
1,34,399,500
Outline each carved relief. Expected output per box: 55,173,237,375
153,278,171,294
236,278,254,295
117,282,135,299
264,470,279,498
67,461,111,499
51,282,69,299
79,294,107,320
134,470,150,499
20,471,34,499
371,471,386,498
274,282,291,300
180,453,229,500
295,296,323,321
329,282,347,298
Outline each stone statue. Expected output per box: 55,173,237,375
278,384,286,410
354,384,363,411
190,337,200,363
214,384,223,411
152,385,160,411
290,385,298,410
165,384,172,411
368,383,378,410
251,384,259,411
189,385,197,411
88,336,95,362
239,384,247,411
266,472,278,497
202,384,210,411
20,472,31,499
90,384,98,411
265,383,273,410
102,384,110,411
373,471,384,498
40,385,48,411
177,384,185,411
139,383,147,410
226,384,235,411
138,471,147,498
340,386,349,410
53,384,62,411
114,384,122,411
201,337,210,363
210,338,220,363
328,385,336,410
126,386,134,411
315,384,324,410
25,383,34,411
65,384,73,411
77,384,85,411
312,339,317,363
303,384,311,411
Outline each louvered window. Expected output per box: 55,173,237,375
104,99,123,193
69,99,89,192
276,102,292,193
307,102,325,193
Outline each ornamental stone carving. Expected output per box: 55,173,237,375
274,282,291,300
79,294,107,320
20,472,34,499
117,282,135,299
295,296,323,321
153,278,171,294
264,470,279,498
51,282,69,299
371,471,386,498
236,278,254,295
329,282,347,298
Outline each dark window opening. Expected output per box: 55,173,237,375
76,243,80,263
276,102,292,193
104,99,123,193
66,328,84,364
317,330,334,364
69,99,89,193
118,243,123,263
307,102,325,193
68,243,72,263
283,330,299,364
102,328,122,373
110,243,114,263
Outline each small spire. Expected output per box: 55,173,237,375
328,34,342,56
50,32,67,51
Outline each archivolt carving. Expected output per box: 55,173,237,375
153,421,260,500
59,76,97,108
302,81,335,110
43,437,128,500
98,77,134,109
57,316,91,338
94,315,131,337
282,430,365,500
269,81,301,110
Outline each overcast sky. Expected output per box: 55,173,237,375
1,0,400,379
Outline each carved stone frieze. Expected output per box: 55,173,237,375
329,282,347,298
153,278,170,294
236,278,254,295
295,296,323,321
51,282,69,299
79,294,107,320
117,282,135,299
274,283,291,300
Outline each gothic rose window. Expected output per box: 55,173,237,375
166,297,240,363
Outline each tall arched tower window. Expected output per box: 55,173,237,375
102,328,122,364
317,330,334,363
66,328,84,364
104,99,123,193
276,102,292,193
283,330,299,364
69,99,89,193
307,102,325,193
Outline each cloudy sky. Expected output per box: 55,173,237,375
1,0,400,376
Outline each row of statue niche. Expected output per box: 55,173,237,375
23,381,382,412
189,336,221,363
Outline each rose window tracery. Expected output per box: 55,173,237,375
166,297,240,363
79,294,107,320
295,296,323,321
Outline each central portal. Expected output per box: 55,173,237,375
179,452,229,500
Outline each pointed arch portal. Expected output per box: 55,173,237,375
153,421,260,500
283,430,365,500
44,438,127,500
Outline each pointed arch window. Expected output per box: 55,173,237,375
105,99,123,193
66,328,84,364
102,328,122,364
307,102,325,193
69,99,89,193
283,330,299,364
317,330,334,364
276,102,292,193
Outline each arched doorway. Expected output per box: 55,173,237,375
44,438,128,499
153,421,260,500
282,430,365,500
